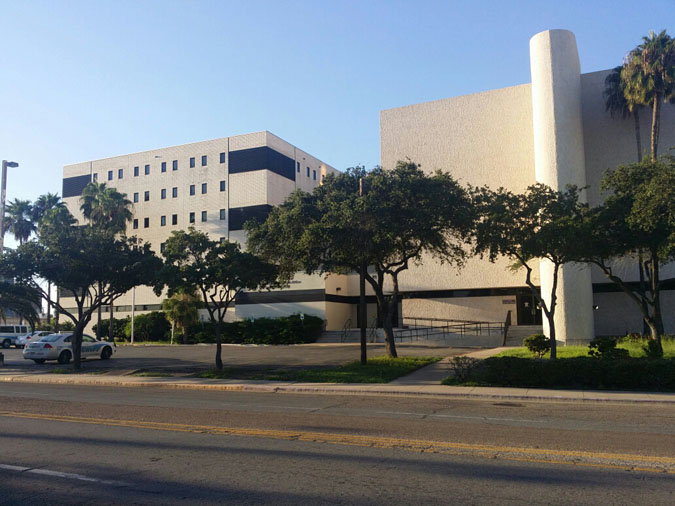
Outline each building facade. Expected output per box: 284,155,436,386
375,29,675,342
61,131,339,332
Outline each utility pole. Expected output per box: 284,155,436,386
359,177,367,365
0,160,19,254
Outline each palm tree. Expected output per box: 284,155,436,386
31,193,66,326
162,291,200,344
80,182,134,337
80,182,133,235
5,199,36,245
604,66,643,162
622,30,674,159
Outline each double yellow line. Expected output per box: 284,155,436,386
2,410,673,474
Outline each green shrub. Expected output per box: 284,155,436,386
444,356,675,391
523,334,550,358
123,312,170,342
448,356,481,382
186,314,325,345
643,339,664,359
93,317,130,340
588,336,629,359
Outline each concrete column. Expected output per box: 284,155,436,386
529,29,594,344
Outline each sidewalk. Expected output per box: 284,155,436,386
2,347,674,405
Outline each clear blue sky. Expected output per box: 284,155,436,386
1,0,672,209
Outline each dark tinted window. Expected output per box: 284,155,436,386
161,162,167,172
133,192,139,203
133,219,138,229
144,217,149,228
144,164,150,175
219,152,225,163
220,180,226,191
189,212,195,224
220,209,226,220
108,170,113,181
172,160,178,171
118,168,123,179
201,210,207,222
144,191,150,202
172,187,177,198
201,183,207,194
201,155,207,166
189,184,195,196
134,166,139,176
160,215,166,226
190,157,195,168
161,188,166,199
172,214,177,225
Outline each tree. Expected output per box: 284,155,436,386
162,290,201,344
604,66,643,162
80,182,134,339
0,280,41,328
574,156,674,355
0,214,162,369
159,228,279,370
5,199,36,245
248,162,474,358
31,193,66,325
472,184,588,360
622,30,674,159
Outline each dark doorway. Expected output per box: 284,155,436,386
517,295,542,325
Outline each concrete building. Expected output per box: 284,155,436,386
61,131,339,331
375,29,675,342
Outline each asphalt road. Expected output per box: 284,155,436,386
1,383,674,505
0,343,467,374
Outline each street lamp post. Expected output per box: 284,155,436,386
0,160,19,254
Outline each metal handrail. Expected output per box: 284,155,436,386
340,318,352,343
395,316,505,343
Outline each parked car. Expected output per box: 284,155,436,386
16,331,53,349
0,324,30,349
23,333,116,364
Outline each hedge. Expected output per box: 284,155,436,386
187,314,324,345
446,356,675,391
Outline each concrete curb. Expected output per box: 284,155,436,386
2,373,675,404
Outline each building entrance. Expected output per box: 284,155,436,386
517,294,542,325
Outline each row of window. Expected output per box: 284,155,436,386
296,161,317,180
96,153,228,182
131,181,226,203
132,209,227,230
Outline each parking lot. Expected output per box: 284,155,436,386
0,343,468,375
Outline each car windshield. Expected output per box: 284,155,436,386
40,335,62,342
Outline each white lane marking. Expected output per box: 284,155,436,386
0,463,128,486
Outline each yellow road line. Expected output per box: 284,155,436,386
1,410,673,474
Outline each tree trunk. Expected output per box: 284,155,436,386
359,263,367,365
633,109,642,162
54,288,60,333
651,94,661,159
108,303,114,342
46,282,51,326
650,251,664,352
72,320,85,370
547,311,557,360
638,252,649,334
96,282,102,339
379,294,398,358
171,321,175,345
215,321,223,370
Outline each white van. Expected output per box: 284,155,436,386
0,325,30,349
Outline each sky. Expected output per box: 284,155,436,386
0,0,673,216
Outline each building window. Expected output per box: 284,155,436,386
220,180,226,191
172,214,177,225
160,215,166,227
133,219,138,229
160,242,166,253
144,164,150,175
306,167,310,177
134,166,139,177
201,155,207,166
93,173,98,182
313,170,316,181
118,168,123,179
144,217,149,228
190,157,195,168
219,152,225,163
161,161,166,172
297,161,300,173
201,210,207,222
189,212,195,224
201,183,207,194
144,191,150,202
172,160,178,171
189,184,195,196
172,187,177,198
219,209,226,220
161,188,166,199
108,170,113,181
133,192,139,203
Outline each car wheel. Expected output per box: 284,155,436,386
1,339,10,349
33,359,46,364
100,347,112,360
58,350,72,364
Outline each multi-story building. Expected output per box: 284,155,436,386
61,131,339,332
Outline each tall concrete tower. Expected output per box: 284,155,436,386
529,29,595,344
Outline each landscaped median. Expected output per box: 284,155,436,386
195,356,441,383
442,339,675,392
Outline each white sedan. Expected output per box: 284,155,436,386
23,333,116,364
16,330,53,348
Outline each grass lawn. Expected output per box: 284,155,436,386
50,368,107,375
197,356,441,383
129,369,175,377
496,339,675,359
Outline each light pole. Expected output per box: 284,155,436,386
0,160,19,254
